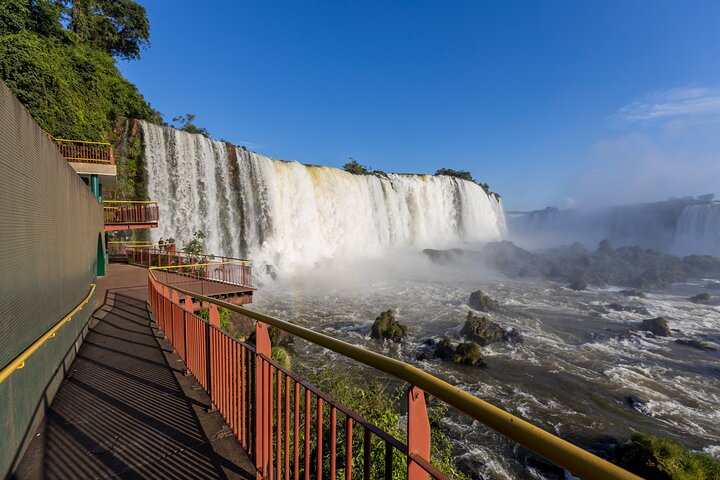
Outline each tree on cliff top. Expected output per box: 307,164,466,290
434,168,495,197
0,0,160,139
343,157,371,175
64,0,150,60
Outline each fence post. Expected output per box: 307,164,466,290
407,386,431,480
205,319,213,408
255,321,272,478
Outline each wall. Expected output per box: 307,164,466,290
0,79,104,476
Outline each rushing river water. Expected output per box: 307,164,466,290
249,253,720,479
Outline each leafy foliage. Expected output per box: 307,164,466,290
0,0,160,140
614,433,720,480
305,366,471,480
171,113,210,137
434,168,499,198
182,230,206,256
343,157,370,175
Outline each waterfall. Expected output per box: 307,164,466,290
673,203,720,257
141,121,506,272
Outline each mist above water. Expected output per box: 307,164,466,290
507,197,720,257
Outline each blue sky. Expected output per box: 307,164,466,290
120,1,720,211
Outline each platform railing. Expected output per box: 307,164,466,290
103,200,159,226
108,241,155,257
52,138,114,165
126,245,253,289
147,267,641,480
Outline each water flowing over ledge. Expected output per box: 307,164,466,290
141,121,506,272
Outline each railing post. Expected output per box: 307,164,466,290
205,318,213,405
209,303,221,328
255,321,272,479
407,386,431,480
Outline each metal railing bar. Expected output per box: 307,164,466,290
0,284,96,384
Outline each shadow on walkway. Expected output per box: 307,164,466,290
13,268,255,480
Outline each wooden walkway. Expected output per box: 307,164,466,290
13,264,255,480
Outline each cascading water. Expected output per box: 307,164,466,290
673,203,720,257
141,121,506,272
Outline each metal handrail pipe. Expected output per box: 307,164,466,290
150,268,640,480
0,284,96,385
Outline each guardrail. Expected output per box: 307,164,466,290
108,241,155,257
103,201,159,227
147,267,641,480
0,284,96,384
52,138,114,165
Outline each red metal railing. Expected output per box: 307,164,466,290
148,266,640,480
103,201,159,226
129,245,253,291
52,138,115,164
148,274,444,479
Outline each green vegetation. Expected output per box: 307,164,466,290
305,367,471,480
434,168,499,199
343,157,370,175
198,306,231,332
171,113,210,137
183,230,206,256
0,0,161,140
614,433,720,480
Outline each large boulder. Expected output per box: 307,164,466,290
640,317,671,337
689,292,711,304
468,290,498,312
452,342,486,367
461,312,522,346
370,310,407,342
568,279,588,291
434,337,456,360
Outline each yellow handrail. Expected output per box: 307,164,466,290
103,200,159,205
149,269,640,480
0,284,96,385
152,261,250,269
52,138,111,146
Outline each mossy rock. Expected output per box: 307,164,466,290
689,292,712,304
434,337,456,360
370,310,407,342
640,317,671,337
468,290,498,312
452,342,486,367
613,433,720,480
461,312,522,346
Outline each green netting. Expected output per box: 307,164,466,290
0,79,103,476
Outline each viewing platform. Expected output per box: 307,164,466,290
13,264,255,479
52,137,117,187
104,200,160,230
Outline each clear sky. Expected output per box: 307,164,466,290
120,1,720,211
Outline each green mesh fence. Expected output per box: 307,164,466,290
0,79,103,476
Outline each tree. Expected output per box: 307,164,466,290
183,230,206,256
65,0,150,60
171,113,210,137
343,157,370,175
434,168,475,183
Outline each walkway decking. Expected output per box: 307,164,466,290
13,264,255,480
